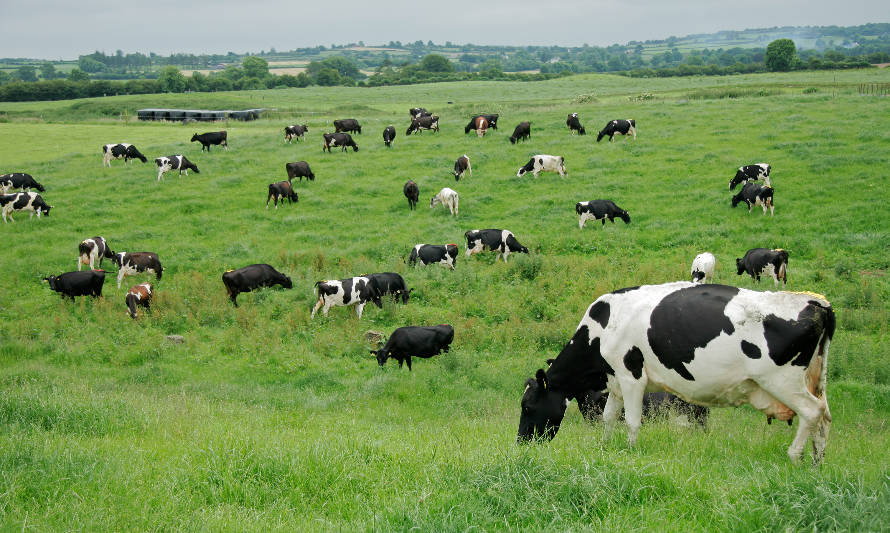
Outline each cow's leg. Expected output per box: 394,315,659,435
602,391,623,439
618,374,647,447
355,302,365,319
405,357,412,371
117,270,125,289
631,127,637,140
579,216,585,230
760,378,827,463
310,297,325,318
266,192,272,209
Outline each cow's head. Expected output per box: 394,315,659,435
517,369,568,443
730,192,744,208
729,170,746,190
350,141,359,152
190,134,199,142
39,203,52,217
281,276,294,289
619,210,631,224
43,275,58,290
736,258,745,275
371,348,389,367
398,288,414,304
112,252,125,267
596,130,607,142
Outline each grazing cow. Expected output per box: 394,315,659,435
406,115,439,135
333,118,362,134
732,182,774,215
323,133,359,152
430,187,459,216
596,119,636,142
222,264,293,306
78,236,114,270
383,126,396,147
155,155,199,181
366,272,413,304
516,155,566,179
691,252,716,284
1,192,52,222
311,276,382,319
126,282,153,319
284,124,309,143
372,325,454,371
112,252,163,289
102,143,148,167
190,131,228,151
566,113,586,135
464,114,498,133
737,248,789,286
408,244,459,270
730,163,771,190
453,155,471,181
509,121,531,144
575,200,631,229
473,116,489,137
403,180,419,210
267,181,299,209
0,173,45,194
464,229,529,262
44,270,105,300
285,161,315,182
518,281,835,464
410,107,431,119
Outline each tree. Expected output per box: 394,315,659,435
40,62,57,80
242,56,269,79
13,66,38,82
78,57,106,73
315,68,341,86
157,66,187,92
68,68,89,82
419,54,454,72
765,39,797,71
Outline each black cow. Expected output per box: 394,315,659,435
1,192,51,223
408,244,459,270
78,236,114,270
575,200,631,229
464,114,499,133
102,143,147,167
509,121,531,144
731,182,774,215
566,113,586,135
730,163,771,190
44,270,105,299
267,181,298,209
155,155,200,181
191,131,228,151
333,119,362,134
371,325,454,371
406,115,439,135
404,180,419,210
284,124,309,143
126,282,153,319
0,173,45,194
464,229,529,262
285,161,315,181
410,107,431,119
323,133,359,152
453,155,471,181
112,252,163,288
736,248,789,286
366,272,412,304
383,126,396,147
596,119,636,142
222,264,293,306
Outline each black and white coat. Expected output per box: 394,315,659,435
1,191,52,222
78,236,114,270
408,244,459,270
311,276,382,319
464,229,529,262
155,155,200,181
0,173,45,194
729,163,771,190
453,155,471,181
284,124,308,143
691,252,716,284
323,133,359,152
731,182,774,215
383,126,397,147
430,187,459,216
575,200,631,229
112,252,163,288
736,248,788,286
516,155,566,179
596,119,636,142
566,113,586,135
103,143,148,167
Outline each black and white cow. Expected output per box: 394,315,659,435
596,119,636,142
410,107,431,119
737,248,789,286
371,325,454,371
404,180,419,210
430,187,459,216
311,276,382,319
284,124,309,143
0,173,45,194
102,143,148,167
516,155,566,179
44,270,106,300
406,115,439,135
1,192,52,222
285,161,315,182
464,229,529,262
729,163,771,190
366,272,413,304
454,155,471,181
518,282,835,464
691,252,716,284
267,181,298,209
731,182,774,215
323,133,359,152
575,200,630,229
408,244,459,270
191,131,228,151
78,236,114,270
383,126,397,147
333,119,362,134
222,264,293,306
509,121,531,144
566,113,586,135
155,155,200,181
112,252,163,289
126,282,153,319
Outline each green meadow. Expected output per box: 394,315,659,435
1,69,889,531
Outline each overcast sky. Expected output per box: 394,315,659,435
1,0,885,59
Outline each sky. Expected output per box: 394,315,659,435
0,0,886,59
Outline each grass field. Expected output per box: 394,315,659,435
1,70,889,531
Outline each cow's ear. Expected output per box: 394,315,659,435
536,369,548,390
369,350,377,356
545,358,556,367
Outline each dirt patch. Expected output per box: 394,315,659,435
874,63,890,68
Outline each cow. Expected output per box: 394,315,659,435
596,119,636,142
333,119,362,134
732,182,774,215
155,155,199,181
311,276,382,319
464,229,529,262
0,173,45,194
473,116,489,137
730,163,771,190
737,248,789,286
102,143,148,167
190,131,228,151
509,121,531,144
566,113,586,135
1,192,51,222
112,252,163,289
366,272,413,304
78,236,114,271
323,133,359,152
284,124,309,143
406,115,439,135
404,180,419,210
517,281,835,465
222,264,293,307
371,325,454,371
430,187,459,216
516,155,566,179
125,282,153,319
44,270,105,300
267,181,298,209
383,126,396,147
285,161,315,182
410,107,431,119
464,114,498,133
454,155,471,181
575,200,630,229
691,252,716,284
408,244,459,270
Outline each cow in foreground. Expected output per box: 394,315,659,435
312,277,382,319
126,282,153,319
155,155,199,181
454,155,471,181
465,229,528,262
431,187,459,216
333,119,362,134
284,124,309,143
737,248,788,286
78,237,114,270
383,126,396,147
403,180,419,210
366,272,413,304
730,163,771,190
112,252,163,288
102,143,147,167
509,121,531,144
406,115,439,135
267,181,298,209
464,114,498,133
518,282,835,464
44,270,105,299
285,161,315,182
0,173,45,194
566,113,586,135
222,264,292,306
575,200,630,229
517,155,566,179
408,244,459,270
691,252,716,284
1,192,51,222
597,119,636,142
191,131,228,151
732,182,774,215
372,325,454,371
323,133,359,152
